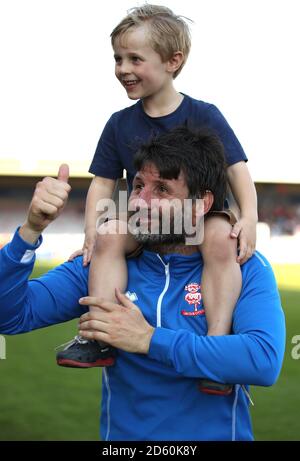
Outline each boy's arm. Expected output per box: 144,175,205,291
70,114,122,264
227,161,258,263
86,112,123,232
81,176,116,265
84,176,116,233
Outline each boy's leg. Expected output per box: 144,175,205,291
89,219,138,304
201,215,241,336
198,214,242,394
56,220,138,368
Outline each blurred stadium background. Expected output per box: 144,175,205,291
0,0,299,441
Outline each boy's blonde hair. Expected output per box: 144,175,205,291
110,4,192,78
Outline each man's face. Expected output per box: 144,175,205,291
128,163,201,245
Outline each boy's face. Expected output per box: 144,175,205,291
113,25,172,100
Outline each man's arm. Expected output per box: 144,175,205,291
78,255,285,387
0,164,89,334
0,229,89,334
148,255,285,386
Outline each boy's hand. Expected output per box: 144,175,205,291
230,217,257,264
82,228,97,266
68,228,97,266
68,248,84,261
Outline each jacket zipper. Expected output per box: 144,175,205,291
156,255,170,327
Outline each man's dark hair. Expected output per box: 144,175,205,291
133,126,227,211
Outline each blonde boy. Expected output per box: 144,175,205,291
57,5,257,395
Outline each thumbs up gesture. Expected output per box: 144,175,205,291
24,164,72,236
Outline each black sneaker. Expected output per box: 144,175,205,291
198,379,233,396
56,336,116,368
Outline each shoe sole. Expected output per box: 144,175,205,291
57,357,115,368
198,387,233,396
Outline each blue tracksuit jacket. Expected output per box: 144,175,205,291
0,229,286,441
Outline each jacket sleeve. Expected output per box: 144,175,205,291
0,229,89,334
148,254,286,386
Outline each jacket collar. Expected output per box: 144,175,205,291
136,249,203,277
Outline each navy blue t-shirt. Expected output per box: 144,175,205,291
89,94,247,192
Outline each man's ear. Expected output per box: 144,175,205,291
192,191,214,226
202,191,214,214
166,51,184,75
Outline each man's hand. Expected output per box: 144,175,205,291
19,164,71,244
78,288,155,354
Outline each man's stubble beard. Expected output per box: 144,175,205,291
134,229,186,246
127,198,204,252
129,211,187,250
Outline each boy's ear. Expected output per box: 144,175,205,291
166,51,184,75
